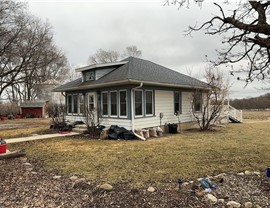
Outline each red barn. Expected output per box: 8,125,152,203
20,100,49,118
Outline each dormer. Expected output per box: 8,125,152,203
75,61,128,82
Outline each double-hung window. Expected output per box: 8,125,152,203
79,94,84,114
101,92,108,116
174,91,182,115
119,90,127,117
110,91,118,117
145,90,153,116
193,91,202,112
67,95,72,114
135,90,143,117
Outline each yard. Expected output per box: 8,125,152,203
5,110,270,185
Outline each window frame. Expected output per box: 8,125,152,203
67,94,73,114
101,91,109,117
119,90,127,118
134,89,143,118
193,91,202,112
174,91,182,115
145,90,154,116
79,94,85,115
110,91,118,117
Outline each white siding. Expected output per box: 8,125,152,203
100,118,132,130
96,68,114,80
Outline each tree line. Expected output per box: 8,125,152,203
230,93,270,110
0,1,69,103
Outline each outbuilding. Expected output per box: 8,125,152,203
20,100,49,118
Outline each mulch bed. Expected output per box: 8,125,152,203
1,157,270,208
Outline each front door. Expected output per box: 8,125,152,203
86,92,97,125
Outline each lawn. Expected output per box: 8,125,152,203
0,118,52,139
8,114,270,186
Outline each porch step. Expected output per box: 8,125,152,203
72,124,88,133
229,115,241,123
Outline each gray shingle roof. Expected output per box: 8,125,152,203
54,57,209,92
20,100,48,108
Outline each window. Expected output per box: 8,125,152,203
174,91,182,115
145,90,153,115
73,95,78,114
101,92,108,116
110,91,117,116
135,90,143,116
67,95,72,114
85,71,95,81
119,90,127,117
79,94,84,114
88,94,95,111
193,92,202,112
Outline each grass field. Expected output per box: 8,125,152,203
7,112,270,186
0,118,52,139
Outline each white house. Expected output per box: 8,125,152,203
54,57,211,134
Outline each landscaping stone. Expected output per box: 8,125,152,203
237,172,244,176
26,168,33,171
147,187,155,192
244,170,252,176
214,173,226,178
69,176,78,181
182,182,189,186
100,183,113,191
227,201,241,208
31,171,37,175
72,178,90,189
53,175,62,180
218,199,225,204
24,162,32,166
204,194,217,204
253,171,260,175
244,202,253,208
195,190,205,198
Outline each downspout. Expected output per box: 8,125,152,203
131,82,146,141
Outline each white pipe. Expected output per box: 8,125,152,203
131,83,146,141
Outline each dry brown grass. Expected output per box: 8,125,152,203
0,118,52,139
8,118,270,185
243,110,270,120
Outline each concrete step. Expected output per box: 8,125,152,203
72,128,87,133
75,124,87,129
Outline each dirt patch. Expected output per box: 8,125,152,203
1,157,270,208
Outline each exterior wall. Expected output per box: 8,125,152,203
22,107,43,118
133,90,194,129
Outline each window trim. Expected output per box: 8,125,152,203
145,90,154,116
67,94,73,115
174,91,182,115
109,91,118,118
134,89,144,118
193,91,202,112
101,91,109,117
79,94,85,115
119,90,128,118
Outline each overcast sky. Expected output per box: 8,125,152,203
26,0,268,99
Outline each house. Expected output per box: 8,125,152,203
53,57,210,135
20,100,49,118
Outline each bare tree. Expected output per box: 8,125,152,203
121,45,142,58
167,1,270,83
191,66,229,131
88,46,142,64
88,48,119,64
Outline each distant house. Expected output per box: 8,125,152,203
53,57,210,132
20,100,49,118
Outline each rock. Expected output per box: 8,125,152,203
214,173,227,178
182,182,189,186
244,170,252,175
100,183,113,191
73,178,90,189
53,175,62,180
237,172,244,176
26,168,33,171
255,205,262,208
23,162,32,166
253,171,260,176
20,157,28,162
147,186,155,192
227,201,241,208
31,171,37,175
218,199,225,204
189,181,194,184
69,176,78,181
204,194,217,204
197,178,203,181
244,202,253,208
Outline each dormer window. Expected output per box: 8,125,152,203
85,71,95,81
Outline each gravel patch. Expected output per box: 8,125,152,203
1,157,270,207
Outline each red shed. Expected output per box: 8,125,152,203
20,100,49,118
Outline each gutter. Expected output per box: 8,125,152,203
131,82,146,141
